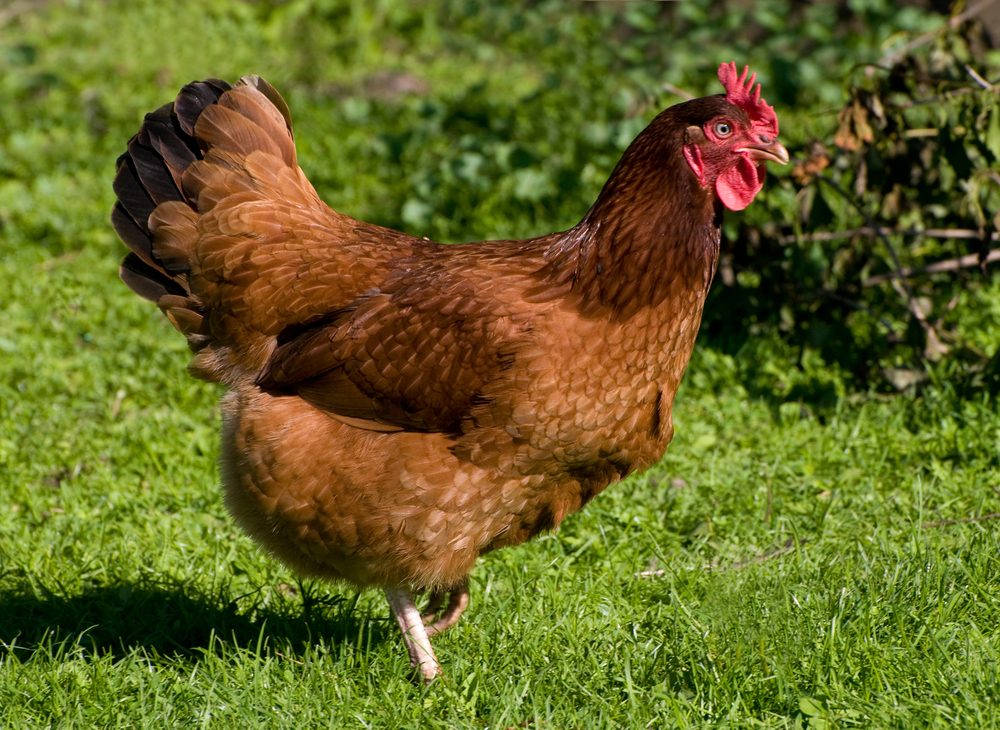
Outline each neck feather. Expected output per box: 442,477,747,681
538,114,723,320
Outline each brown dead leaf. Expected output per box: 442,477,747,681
792,141,830,185
835,99,875,151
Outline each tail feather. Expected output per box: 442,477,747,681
194,103,292,166
239,75,294,136
174,78,232,136
112,204,157,271
112,77,269,357
127,134,185,205
145,201,198,277
111,81,228,249
112,155,157,239
119,252,186,302
135,106,199,189
113,75,349,384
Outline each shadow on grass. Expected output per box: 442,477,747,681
0,580,391,661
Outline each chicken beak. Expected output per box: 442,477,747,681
739,140,789,166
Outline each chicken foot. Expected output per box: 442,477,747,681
420,579,470,637
385,587,443,683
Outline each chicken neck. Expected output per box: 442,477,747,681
540,125,722,322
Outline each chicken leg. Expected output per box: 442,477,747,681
385,588,443,683
421,579,470,637
385,580,471,682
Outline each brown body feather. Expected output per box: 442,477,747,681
113,73,782,678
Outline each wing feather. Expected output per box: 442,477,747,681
258,259,536,434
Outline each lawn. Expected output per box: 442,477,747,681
1,1,998,727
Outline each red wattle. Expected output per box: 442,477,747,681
715,156,764,211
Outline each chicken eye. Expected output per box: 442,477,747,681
713,121,733,138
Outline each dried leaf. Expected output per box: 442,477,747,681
791,141,830,184
834,100,875,152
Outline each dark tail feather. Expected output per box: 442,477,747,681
113,79,232,347
174,78,232,136
127,134,185,205
120,252,187,303
112,154,157,241
113,79,231,266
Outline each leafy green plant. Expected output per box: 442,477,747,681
713,11,1000,389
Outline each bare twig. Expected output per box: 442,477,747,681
660,82,695,101
894,83,998,110
922,512,1000,529
780,227,1000,245
636,568,667,578
965,64,994,90
954,0,999,26
864,248,1000,285
781,225,998,291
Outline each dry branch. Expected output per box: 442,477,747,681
865,249,1000,285
778,227,998,285
780,227,1000,246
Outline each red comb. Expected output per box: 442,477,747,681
718,62,778,136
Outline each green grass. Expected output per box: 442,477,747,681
2,1,999,727
3,245,998,727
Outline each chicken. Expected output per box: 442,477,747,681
112,62,786,681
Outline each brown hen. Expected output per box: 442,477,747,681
112,63,786,681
